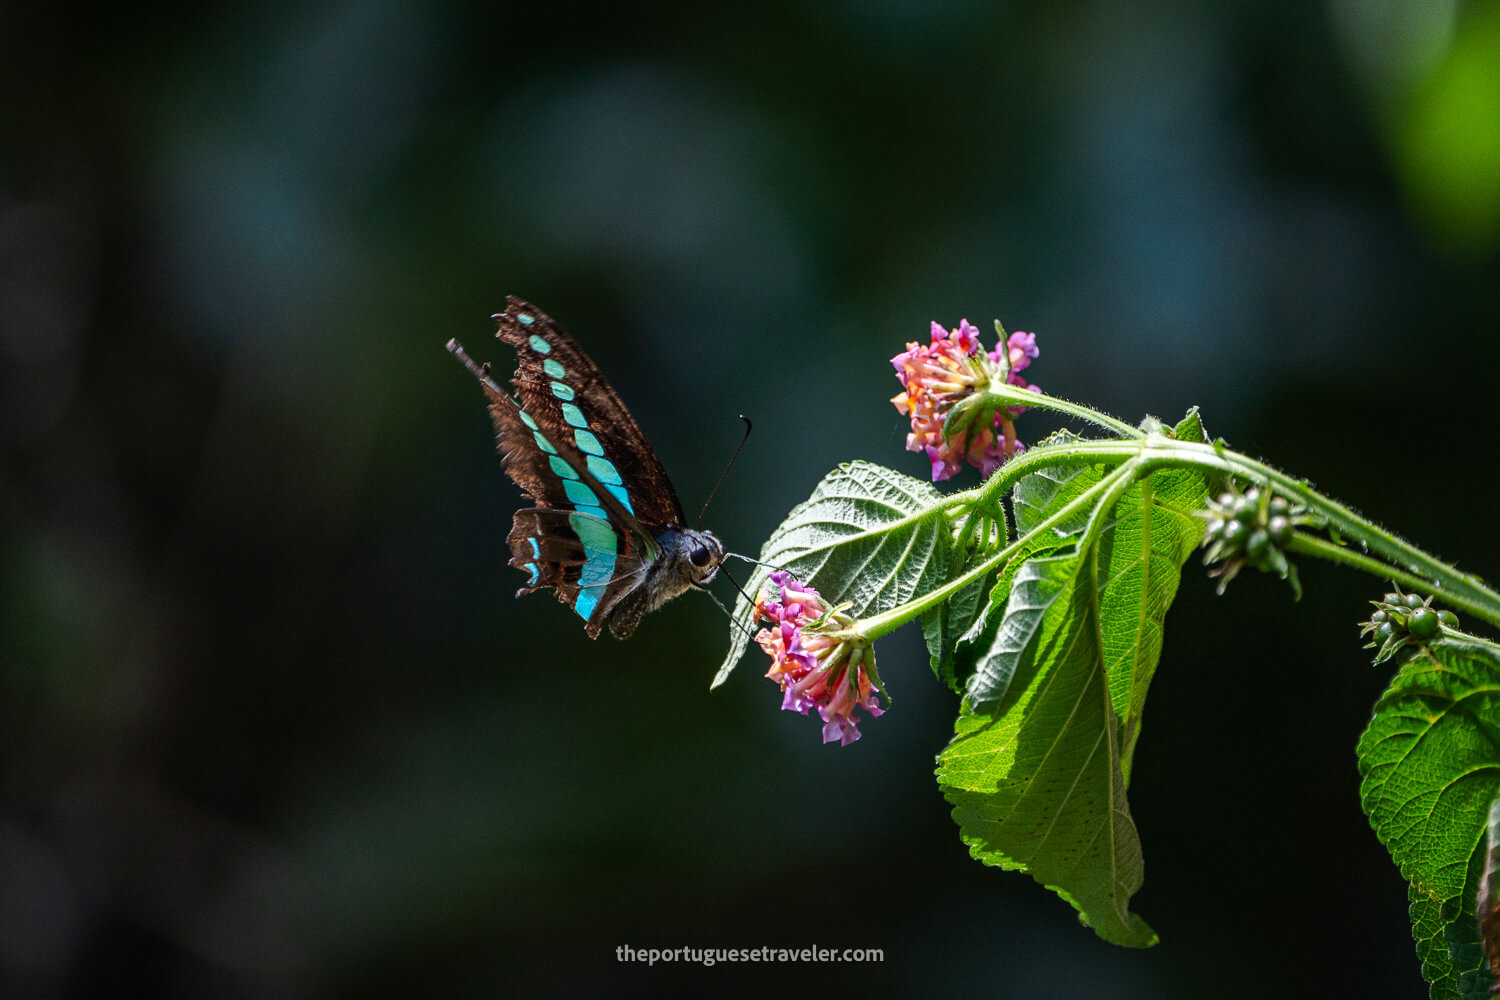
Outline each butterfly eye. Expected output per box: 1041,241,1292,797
690,544,712,567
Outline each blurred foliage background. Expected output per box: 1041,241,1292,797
3,1,1499,997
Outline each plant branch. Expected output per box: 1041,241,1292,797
853,462,1138,641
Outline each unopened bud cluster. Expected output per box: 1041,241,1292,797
1198,486,1300,593
1360,587,1459,665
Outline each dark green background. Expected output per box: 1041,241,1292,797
4,2,1499,997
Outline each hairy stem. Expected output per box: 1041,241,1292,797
852,463,1138,641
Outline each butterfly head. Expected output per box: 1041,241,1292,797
682,528,725,587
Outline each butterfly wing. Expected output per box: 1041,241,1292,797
450,298,695,638
508,509,653,636
493,297,686,532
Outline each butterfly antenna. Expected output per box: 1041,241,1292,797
447,338,507,396
697,415,752,529
725,553,791,574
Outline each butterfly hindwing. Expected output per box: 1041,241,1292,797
508,509,651,639
493,297,686,531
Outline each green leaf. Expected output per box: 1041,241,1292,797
937,455,1206,946
1099,463,1208,781
922,558,990,690
948,433,1100,697
1408,829,1490,1000
1170,405,1207,443
1478,793,1500,996
945,572,1015,697
712,461,954,687
1011,432,1102,539
963,462,1206,722
939,544,1157,948
942,419,1206,698
1357,641,1500,999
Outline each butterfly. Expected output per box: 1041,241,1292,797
448,297,724,639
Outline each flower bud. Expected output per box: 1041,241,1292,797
1359,586,1458,665
1196,484,1307,595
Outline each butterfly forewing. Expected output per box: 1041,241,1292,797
494,297,686,531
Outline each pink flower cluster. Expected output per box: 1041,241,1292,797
891,320,1039,481
753,571,883,746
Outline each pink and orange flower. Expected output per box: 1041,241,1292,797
891,320,1039,481
753,570,883,746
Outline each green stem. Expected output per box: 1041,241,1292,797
824,401,1500,652
979,384,1142,439
1284,534,1433,600
852,462,1138,641
1142,440,1500,628
1284,535,1497,625
1437,631,1500,661
956,431,1500,627
966,437,1135,511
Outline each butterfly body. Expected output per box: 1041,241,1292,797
450,297,722,639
